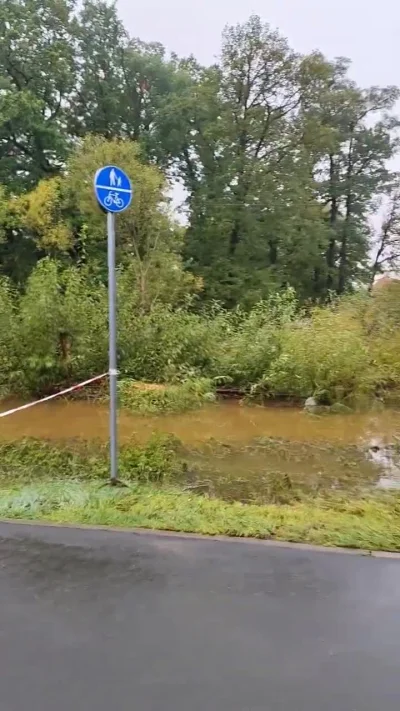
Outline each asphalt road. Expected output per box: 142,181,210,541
1,523,400,710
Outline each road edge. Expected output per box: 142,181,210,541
1,517,400,558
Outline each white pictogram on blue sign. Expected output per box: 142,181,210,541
94,165,132,213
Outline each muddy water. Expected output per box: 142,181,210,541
1,399,400,497
2,399,400,444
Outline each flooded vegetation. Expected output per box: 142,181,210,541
2,399,400,502
2,4,400,548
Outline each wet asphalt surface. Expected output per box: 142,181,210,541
1,523,400,710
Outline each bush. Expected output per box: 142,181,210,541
4,257,400,408
4,260,108,395
118,302,220,383
118,378,216,414
364,283,400,394
260,303,374,403
211,291,297,386
0,277,18,396
118,289,298,388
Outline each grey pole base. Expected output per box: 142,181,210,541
100,478,129,489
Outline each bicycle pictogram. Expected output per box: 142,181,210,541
104,191,124,209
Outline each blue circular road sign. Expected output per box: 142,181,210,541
94,165,132,213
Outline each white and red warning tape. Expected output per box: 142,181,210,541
0,373,108,419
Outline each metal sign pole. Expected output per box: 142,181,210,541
94,164,132,486
107,211,118,483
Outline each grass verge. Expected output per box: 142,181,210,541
1,479,400,552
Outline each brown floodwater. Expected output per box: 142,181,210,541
1,399,400,498
1,398,400,445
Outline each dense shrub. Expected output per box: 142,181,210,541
210,290,297,386
364,283,400,393
261,305,374,402
2,258,400,407
0,278,18,396
118,378,216,414
1,260,108,395
117,303,221,383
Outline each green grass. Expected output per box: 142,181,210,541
1,436,400,552
0,435,186,484
1,479,400,551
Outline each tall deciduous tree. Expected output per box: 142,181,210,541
301,55,400,293
0,4,399,307
370,178,400,285
170,17,329,304
72,0,184,166
71,0,128,139
0,0,77,191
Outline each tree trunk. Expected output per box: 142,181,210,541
229,220,241,256
326,155,338,291
228,129,247,256
338,136,354,295
337,222,348,294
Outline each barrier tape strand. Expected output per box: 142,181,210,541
0,373,108,419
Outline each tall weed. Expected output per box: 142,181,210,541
261,304,374,402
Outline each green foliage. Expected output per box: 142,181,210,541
118,379,215,415
171,17,399,304
119,434,184,483
0,438,105,482
0,259,108,394
210,290,298,386
0,257,209,397
260,303,374,402
0,277,18,395
1,6,400,401
2,434,400,551
2,263,400,408
0,435,185,485
1,4,399,301
117,303,218,383
0,0,76,191
117,288,298,390
364,282,400,392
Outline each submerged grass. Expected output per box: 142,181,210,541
0,435,186,484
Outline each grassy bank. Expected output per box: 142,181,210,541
1,480,400,551
1,438,400,552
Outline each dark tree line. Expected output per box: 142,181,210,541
1,0,399,304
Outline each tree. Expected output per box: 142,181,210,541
370,178,400,285
0,6,399,308
3,136,199,306
169,17,329,304
71,0,128,140
0,0,77,191
66,135,200,309
301,55,400,294
72,0,184,166
0,183,44,282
